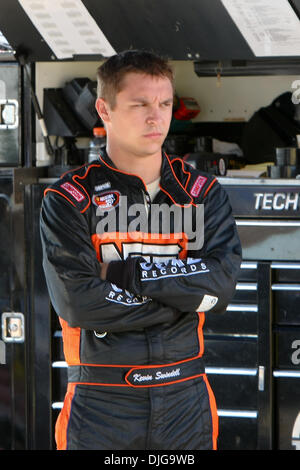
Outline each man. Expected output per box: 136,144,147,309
40,50,242,450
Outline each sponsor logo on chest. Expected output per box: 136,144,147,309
92,190,120,210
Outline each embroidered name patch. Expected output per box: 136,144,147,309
190,175,207,197
126,366,182,387
60,182,85,202
132,368,181,384
125,357,205,387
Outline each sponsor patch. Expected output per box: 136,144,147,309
94,182,111,192
140,258,209,282
92,190,120,210
105,283,151,306
60,182,85,202
190,175,207,197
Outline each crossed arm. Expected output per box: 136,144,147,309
40,180,241,332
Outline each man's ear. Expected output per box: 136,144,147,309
95,98,111,123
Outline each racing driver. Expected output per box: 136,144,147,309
40,50,242,450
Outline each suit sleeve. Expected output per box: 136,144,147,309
106,180,242,314
40,191,180,332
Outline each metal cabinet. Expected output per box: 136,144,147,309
0,62,20,166
203,178,300,450
2,170,300,450
0,172,26,449
0,172,51,450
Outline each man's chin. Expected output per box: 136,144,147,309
139,148,163,158
139,139,165,156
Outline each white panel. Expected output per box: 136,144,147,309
18,0,116,59
221,0,300,57
172,60,300,122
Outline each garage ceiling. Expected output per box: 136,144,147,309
0,0,299,62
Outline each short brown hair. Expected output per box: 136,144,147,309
97,50,174,108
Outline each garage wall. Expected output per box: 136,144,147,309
35,60,298,139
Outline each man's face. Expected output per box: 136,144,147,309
96,72,174,158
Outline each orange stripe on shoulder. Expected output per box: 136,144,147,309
164,153,195,205
59,164,87,179
169,157,192,190
203,178,217,199
44,164,102,213
72,163,102,213
43,188,76,207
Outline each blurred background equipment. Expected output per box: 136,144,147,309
268,147,300,179
62,78,100,131
43,77,103,175
241,92,300,164
173,95,201,121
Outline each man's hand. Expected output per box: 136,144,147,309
100,263,109,280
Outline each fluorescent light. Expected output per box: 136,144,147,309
218,410,257,419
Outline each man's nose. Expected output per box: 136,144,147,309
146,106,163,124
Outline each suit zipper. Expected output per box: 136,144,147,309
143,189,151,216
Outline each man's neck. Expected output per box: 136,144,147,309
105,142,162,184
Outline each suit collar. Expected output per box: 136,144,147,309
99,149,193,206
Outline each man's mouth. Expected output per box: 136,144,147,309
143,132,163,138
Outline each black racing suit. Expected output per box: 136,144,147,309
40,150,242,450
